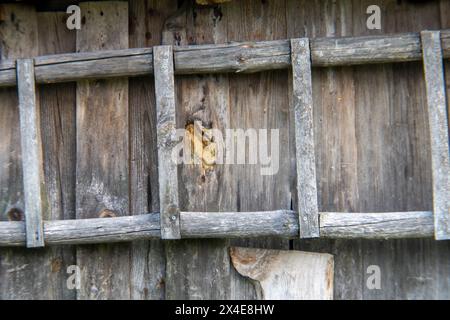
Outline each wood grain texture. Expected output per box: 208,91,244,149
225,0,291,299
291,38,319,238
154,45,181,239
128,0,176,300
75,1,130,300
420,31,450,240
230,247,333,300
16,59,45,247
0,3,46,300
37,11,77,300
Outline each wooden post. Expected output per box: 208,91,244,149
421,31,450,240
16,59,45,248
290,38,319,238
153,45,181,239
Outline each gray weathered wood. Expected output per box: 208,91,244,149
181,210,298,238
0,210,437,247
230,247,334,300
128,0,175,300
320,211,434,239
291,38,319,238
0,214,160,246
16,59,45,248
1,30,450,87
75,1,130,300
154,45,181,239
421,31,450,240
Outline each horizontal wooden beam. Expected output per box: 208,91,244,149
320,211,434,239
0,210,434,246
1,30,450,87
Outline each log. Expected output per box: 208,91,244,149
0,214,160,246
1,30,450,87
421,31,450,240
320,211,434,239
0,210,436,246
230,247,333,300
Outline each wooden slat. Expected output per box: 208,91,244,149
1,30,450,87
421,31,450,240
153,45,181,239
291,38,319,238
16,59,45,248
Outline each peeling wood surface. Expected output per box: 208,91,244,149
421,31,450,240
230,247,333,300
75,1,131,300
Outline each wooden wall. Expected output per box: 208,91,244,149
0,0,449,299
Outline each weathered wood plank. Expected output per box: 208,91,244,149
291,38,319,238
16,59,45,247
1,30,450,87
421,30,450,240
230,247,333,300
128,0,176,300
0,3,42,300
225,0,291,300
153,45,181,240
164,3,233,300
75,1,130,300
37,11,77,300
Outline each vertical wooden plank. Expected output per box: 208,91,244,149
37,11,77,300
287,0,363,300
0,3,46,300
153,45,181,240
16,59,45,248
290,38,319,238
163,3,233,299
225,0,290,299
76,1,130,299
128,0,177,300
421,30,450,240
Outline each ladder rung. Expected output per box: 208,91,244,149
290,38,320,238
16,58,45,248
421,30,450,240
153,45,181,240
